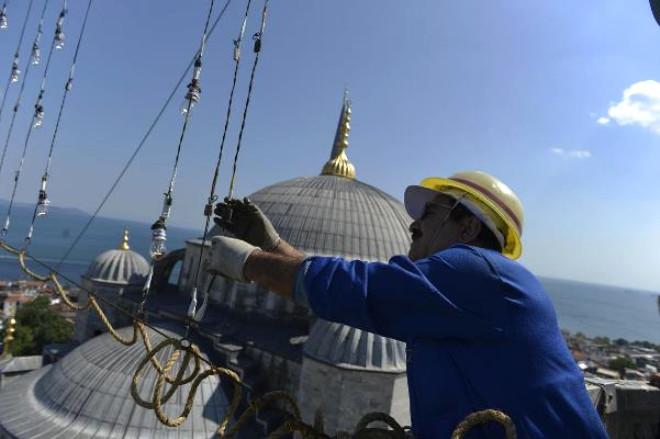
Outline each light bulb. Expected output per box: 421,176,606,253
31,44,40,65
0,9,7,30
33,105,44,128
150,227,167,259
10,60,19,83
180,98,194,115
1,217,9,236
55,31,64,50
36,192,50,216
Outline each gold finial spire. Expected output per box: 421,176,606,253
2,318,16,358
119,228,130,251
321,89,356,180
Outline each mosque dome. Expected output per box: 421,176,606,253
209,92,411,372
304,320,407,372
245,175,411,260
210,93,411,261
0,325,229,438
84,230,149,285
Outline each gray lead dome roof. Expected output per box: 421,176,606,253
84,248,149,285
223,174,412,372
304,320,407,372
0,326,229,438
239,175,412,261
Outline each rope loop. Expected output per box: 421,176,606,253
450,409,517,439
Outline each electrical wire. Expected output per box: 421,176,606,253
0,0,36,178
226,0,269,199
0,0,70,241
55,0,233,270
188,0,254,323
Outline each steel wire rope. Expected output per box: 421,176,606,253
185,0,270,324
2,0,69,239
226,0,269,199
25,0,90,244
0,0,36,178
0,0,33,122
187,0,253,324
54,0,232,272
139,0,218,329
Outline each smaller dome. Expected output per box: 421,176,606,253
85,249,149,285
84,229,149,284
304,319,406,373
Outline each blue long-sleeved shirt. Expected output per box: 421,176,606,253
294,244,607,438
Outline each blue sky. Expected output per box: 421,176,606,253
0,0,659,290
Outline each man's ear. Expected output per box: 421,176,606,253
460,216,482,244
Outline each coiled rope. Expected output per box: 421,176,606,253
0,237,517,439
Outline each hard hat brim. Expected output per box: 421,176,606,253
416,177,523,260
404,185,440,220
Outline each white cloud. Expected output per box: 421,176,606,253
549,148,592,159
602,80,660,134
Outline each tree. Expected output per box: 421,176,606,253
10,296,73,356
608,356,636,378
593,336,611,345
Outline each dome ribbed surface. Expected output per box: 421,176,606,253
217,174,412,372
214,175,412,261
0,326,229,438
304,320,407,372
84,249,149,285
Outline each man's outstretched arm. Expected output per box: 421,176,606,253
244,245,305,300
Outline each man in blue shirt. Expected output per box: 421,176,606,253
208,171,607,438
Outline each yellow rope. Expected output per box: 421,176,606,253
450,409,516,439
0,240,517,439
18,251,49,281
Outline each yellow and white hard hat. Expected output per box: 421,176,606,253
404,171,524,259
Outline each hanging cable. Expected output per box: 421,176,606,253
0,1,10,30
25,0,92,244
140,0,217,327
0,0,48,237
0,0,35,141
54,0,233,271
0,0,67,240
188,0,253,323
226,0,269,199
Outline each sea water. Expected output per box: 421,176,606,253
0,201,658,343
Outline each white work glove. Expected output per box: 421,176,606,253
207,236,260,282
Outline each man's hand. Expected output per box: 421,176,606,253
213,198,280,251
207,236,260,282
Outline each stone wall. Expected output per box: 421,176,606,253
587,378,660,439
297,357,410,435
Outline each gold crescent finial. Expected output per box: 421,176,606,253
321,89,356,180
119,228,130,250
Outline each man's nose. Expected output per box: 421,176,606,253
409,220,419,234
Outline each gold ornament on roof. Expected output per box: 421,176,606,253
321,89,356,180
2,318,16,358
119,228,130,251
